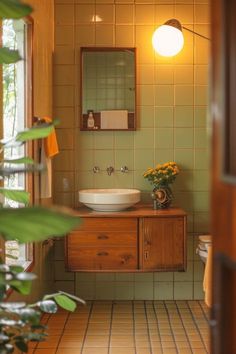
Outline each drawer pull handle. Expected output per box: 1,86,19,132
97,234,108,240
97,252,109,256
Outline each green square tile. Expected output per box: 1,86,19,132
139,105,155,128
173,171,193,191
114,131,134,149
54,240,64,261
154,282,173,300
95,282,115,300
194,65,208,85
155,128,173,148
174,65,193,84
175,85,194,105
138,65,154,84
155,65,174,84
154,272,174,281
187,214,194,233
134,128,154,149
155,85,174,106
94,150,114,169
76,273,96,282
193,170,209,191
134,149,154,170
76,282,95,300
174,128,193,148
174,149,194,170
115,273,135,281
94,172,115,188
173,191,194,212
134,282,153,300
174,261,193,281
76,149,94,171
115,282,134,300
195,128,208,148
194,149,209,169
193,191,210,212
54,281,75,295
194,261,204,281
114,172,134,188
139,84,155,105
54,261,75,281
193,212,210,233
155,107,174,127
155,149,174,164
174,106,193,127
187,234,194,261
174,282,193,300
76,172,94,190
194,85,208,105
115,149,134,170
134,170,153,190
94,132,114,149
194,106,207,127
134,273,154,282
96,273,115,281
193,282,204,300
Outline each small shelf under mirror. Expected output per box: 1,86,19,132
80,47,136,131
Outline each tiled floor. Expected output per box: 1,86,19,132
29,300,210,354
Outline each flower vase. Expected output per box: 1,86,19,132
151,185,173,209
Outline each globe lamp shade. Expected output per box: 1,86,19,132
152,23,184,57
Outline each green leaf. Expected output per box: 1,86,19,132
17,308,41,324
3,157,34,165
9,265,24,274
54,294,76,312
16,125,54,142
15,340,28,353
0,0,32,19
37,300,57,314
0,189,30,205
0,47,21,64
9,279,32,295
0,207,80,243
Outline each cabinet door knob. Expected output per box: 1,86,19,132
97,251,109,256
97,234,108,240
144,239,151,246
144,251,149,260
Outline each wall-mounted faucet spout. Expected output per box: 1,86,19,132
106,166,114,176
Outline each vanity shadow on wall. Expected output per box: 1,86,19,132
80,47,136,131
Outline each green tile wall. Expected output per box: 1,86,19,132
53,0,210,301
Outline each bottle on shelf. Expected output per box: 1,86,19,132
87,110,95,129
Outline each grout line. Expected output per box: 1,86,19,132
174,300,194,354
152,301,163,354
107,300,114,354
142,301,153,354
163,301,179,352
55,311,70,353
80,300,94,354
187,300,209,353
132,301,137,354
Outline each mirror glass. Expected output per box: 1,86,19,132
80,47,136,131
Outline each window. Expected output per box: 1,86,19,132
2,18,33,269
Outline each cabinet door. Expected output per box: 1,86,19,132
140,217,186,271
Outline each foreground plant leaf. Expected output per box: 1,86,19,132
54,294,76,312
0,188,30,204
0,47,20,64
0,0,32,19
0,207,80,243
16,124,54,142
3,157,34,164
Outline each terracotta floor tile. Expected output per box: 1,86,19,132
110,348,135,354
34,350,56,354
82,348,108,354
57,350,82,354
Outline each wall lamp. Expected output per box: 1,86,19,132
152,18,210,57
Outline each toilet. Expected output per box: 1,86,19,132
196,235,212,264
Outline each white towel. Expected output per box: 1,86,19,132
100,110,128,129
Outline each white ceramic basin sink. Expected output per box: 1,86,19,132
79,188,141,212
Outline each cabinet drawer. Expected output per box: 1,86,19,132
78,217,137,232
68,231,137,247
66,247,137,271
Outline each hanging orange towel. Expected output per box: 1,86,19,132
203,244,212,307
43,116,59,157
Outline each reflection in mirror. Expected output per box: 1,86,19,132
80,47,136,131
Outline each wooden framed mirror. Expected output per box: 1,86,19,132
80,47,136,131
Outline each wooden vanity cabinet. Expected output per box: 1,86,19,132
140,217,186,271
66,217,138,271
65,207,186,272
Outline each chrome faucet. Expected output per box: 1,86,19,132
121,166,129,173
106,166,114,176
93,166,100,173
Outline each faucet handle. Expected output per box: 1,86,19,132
106,166,114,176
93,166,100,173
121,166,129,173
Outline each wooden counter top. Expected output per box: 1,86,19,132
74,204,187,218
